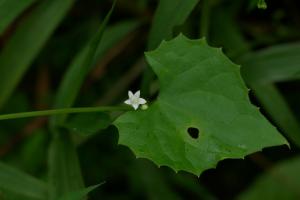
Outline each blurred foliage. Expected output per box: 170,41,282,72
0,0,300,199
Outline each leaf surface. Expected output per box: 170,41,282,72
114,35,287,175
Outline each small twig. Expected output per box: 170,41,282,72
0,106,131,121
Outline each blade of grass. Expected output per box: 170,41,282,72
0,0,75,109
239,43,300,146
147,0,200,50
142,0,200,96
48,2,117,199
57,184,103,200
93,20,139,65
48,132,84,200
240,42,300,84
211,7,251,58
252,83,300,147
0,0,37,34
50,0,117,127
0,162,48,200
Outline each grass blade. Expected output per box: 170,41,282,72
0,162,48,200
251,83,300,147
48,2,117,199
50,0,118,127
142,0,199,95
147,0,199,50
57,184,103,200
241,42,300,84
48,132,84,200
240,43,300,147
0,0,37,34
0,0,75,109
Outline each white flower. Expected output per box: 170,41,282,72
124,90,147,110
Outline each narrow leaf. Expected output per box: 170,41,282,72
240,42,300,84
57,184,103,200
142,0,199,95
48,2,117,199
240,43,300,147
238,156,300,200
211,7,250,57
147,0,199,50
94,20,139,62
251,83,300,147
0,0,75,108
50,0,118,127
48,132,84,200
0,162,48,200
0,0,37,34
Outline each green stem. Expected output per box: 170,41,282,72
199,0,212,39
0,105,131,121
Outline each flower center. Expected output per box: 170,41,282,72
131,97,139,104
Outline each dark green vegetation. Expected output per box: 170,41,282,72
0,0,300,199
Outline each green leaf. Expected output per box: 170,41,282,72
257,0,267,9
142,0,199,95
114,34,287,175
94,20,139,62
0,0,37,34
250,83,300,147
57,184,102,200
0,0,75,109
240,42,300,84
48,132,84,200
0,162,48,200
50,0,118,127
238,156,300,200
211,7,250,58
64,113,111,136
48,3,117,199
147,0,199,50
240,43,300,147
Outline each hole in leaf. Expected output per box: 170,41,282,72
187,127,199,139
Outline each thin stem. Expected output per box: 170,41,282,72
0,106,131,121
199,0,212,39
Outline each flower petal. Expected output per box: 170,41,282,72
124,99,131,105
134,90,140,98
138,98,146,104
128,91,134,98
132,103,139,110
